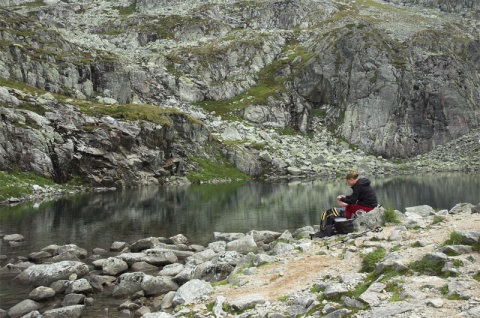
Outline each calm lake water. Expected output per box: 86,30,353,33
1,172,479,258
0,172,479,312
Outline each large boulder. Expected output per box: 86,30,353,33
7,299,39,318
14,261,89,287
353,206,385,231
172,279,213,306
226,235,259,254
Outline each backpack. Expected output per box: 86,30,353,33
311,208,340,238
310,207,354,239
320,207,339,231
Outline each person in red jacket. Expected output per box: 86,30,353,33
337,171,378,219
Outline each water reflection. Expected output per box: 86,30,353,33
0,173,479,259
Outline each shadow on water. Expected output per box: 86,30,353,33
0,172,479,312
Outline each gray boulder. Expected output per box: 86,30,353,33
158,263,184,276
229,294,266,311
353,206,385,231
143,249,179,265
29,286,56,301
215,251,245,266
62,294,86,306
172,279,213,306
141,275,179,296
14,261,89,287
7,299,39,318
42,305,84,318
3,234,24,242
131,261,159,273
226,235,259,254
455,231,480,244
65,278,93,294
56,244,88,259
405,205,435,217
102,257,129,276
449,203,472,214
185,248,216,264
271,242,295,256
247,230,282,244
213,232,245,242
112,272,146,298
193,261,235,282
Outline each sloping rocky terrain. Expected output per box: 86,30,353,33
1,204,479,317
1,0,480,188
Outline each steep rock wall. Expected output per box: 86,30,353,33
0,89,212,187
295,25,480,157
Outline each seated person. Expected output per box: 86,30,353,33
337,171,378,219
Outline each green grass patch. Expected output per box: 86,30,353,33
360,247,386,273
348,271,376,298
195,35,315,121
187,155,250,183
383,207,401,224
277,126,298,136
23,0,45,7
443,231,463,246
410,241,423,248
80,103,183,126
473,273,480,281
390,245,401,252
277,295,289,302
0,170,55,202
408,258,444,276
440,284,465,300
385,281,403,302
113,3,136,15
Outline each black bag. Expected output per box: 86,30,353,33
334,218,354,234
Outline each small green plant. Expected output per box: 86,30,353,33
309,284,325,293
408,258,444,276
440,285,464,300
385,281,403,302
390,245,401,252
383,208,400,224
348,272,376,298
410,241,423,248
361,247,386,273
443,231,463,246
277,295,289,302
249,142,266,150
473,272,480,281
278,126,297,136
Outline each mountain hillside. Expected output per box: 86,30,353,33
0,0,479,186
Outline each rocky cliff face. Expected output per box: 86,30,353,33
0,87,211,186
0,0,479,185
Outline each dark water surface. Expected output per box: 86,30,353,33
1,173,479,257
0,172,479,312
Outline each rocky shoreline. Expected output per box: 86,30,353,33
1,203,480,318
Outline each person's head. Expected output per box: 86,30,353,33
345,171,359,186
